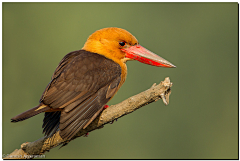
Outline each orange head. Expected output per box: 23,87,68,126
82,27,176,68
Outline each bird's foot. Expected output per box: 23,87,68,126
103,105,109,110
110,118,118,124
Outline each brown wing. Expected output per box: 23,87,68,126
41,50,121,140
40,51,81,103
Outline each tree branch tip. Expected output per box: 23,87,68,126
161,77,171,87
160,93,168,105
151,83,157,88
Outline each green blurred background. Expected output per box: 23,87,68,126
3,2,238,159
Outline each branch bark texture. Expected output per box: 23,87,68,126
4,77,173,159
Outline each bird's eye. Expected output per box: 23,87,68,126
119,41,126,47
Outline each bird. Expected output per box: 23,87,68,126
11,27,176,140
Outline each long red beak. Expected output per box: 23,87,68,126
122,45,176,68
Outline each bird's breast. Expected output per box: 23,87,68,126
118,61,127,89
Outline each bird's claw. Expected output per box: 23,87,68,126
103,105,109,110
110,118,118,124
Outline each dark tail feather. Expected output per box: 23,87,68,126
42,111,61,148
11,103,50,122
42,111,61,137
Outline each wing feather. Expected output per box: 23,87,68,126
41,50,122,140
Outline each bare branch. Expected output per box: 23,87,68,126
4,77,173,159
